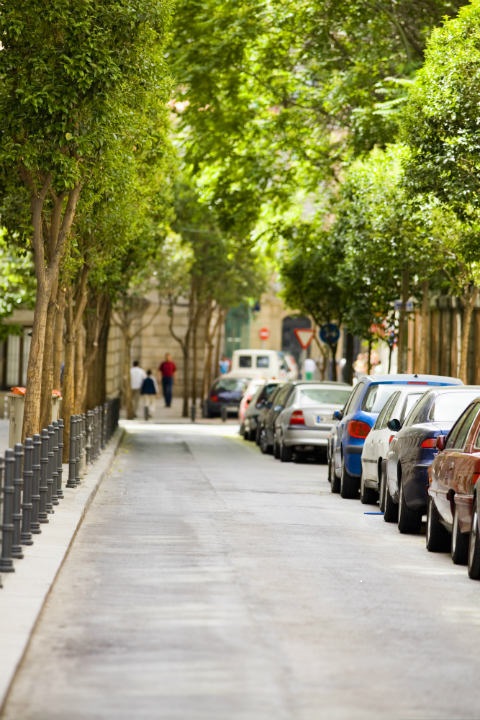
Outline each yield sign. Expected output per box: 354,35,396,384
294,327,314,349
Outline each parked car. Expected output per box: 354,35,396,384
273,381,352,462
427,396,480,576
360,385,433,506
203,375,250,418
243,380,283,441
256,383,293,454
238,377,266,431
328,374,462,500
384,385,480,533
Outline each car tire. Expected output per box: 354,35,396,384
397,480,422,534
259,427,271,455
383,481,398,523
468,504,480,579
379,466,387,513
451,509,468,565
328,453,340,494
360,473,378,505
280,442,293,463
340,463,359,499
426,497,450,552
273,436,280,459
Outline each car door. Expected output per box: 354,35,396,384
431,401,480,522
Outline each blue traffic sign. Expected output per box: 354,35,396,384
319,323,340,345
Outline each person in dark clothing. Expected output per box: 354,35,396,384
158,353,176,408
140,369,158,420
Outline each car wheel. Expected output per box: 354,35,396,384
397,480,422,534
259,427,271,455
378,468,387,512
426,497,450,552
340,462,359,499
328,453,340,494
383,481,398,523
451,509,468,565
360,473,378,505
468,504,480,579
280,441,293,463
273,435,280,459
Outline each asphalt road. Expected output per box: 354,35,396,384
2,420,480,720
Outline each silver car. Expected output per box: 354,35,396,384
273,381,352,462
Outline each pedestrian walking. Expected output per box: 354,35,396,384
158,352,176,408
130,360,146,418
140,370,158,420
303,357,316,380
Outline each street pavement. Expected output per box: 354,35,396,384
3,404,480,718
0,395,195,711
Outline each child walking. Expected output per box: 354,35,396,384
140,369,158,420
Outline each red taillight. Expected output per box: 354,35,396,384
472,473,480,485
289,410,305,426
210,394,219,402
421,438,437,448
348,420,371,439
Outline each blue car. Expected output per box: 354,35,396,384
327,374,463,499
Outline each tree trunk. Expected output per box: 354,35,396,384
460,286,479,382
53,286,66,391
397,268,410,373
23,180,82,439
39,281,59,431
85,293,111,409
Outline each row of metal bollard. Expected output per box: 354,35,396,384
0,398,120,587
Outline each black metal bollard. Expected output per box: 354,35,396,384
75,415,85,485
67,414,78,488
94,406,101,460
11,443,24,559
190,404,196,422
39,428,50,523
85,410,93,465
48,424,59,506
221,405,228,422
56,419,64,499
20,438,34,546
44,427,54,513
30,434,42,534
0,454,14,572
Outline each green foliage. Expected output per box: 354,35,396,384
402,2,480,215
0,228,36,317
279,221,347,327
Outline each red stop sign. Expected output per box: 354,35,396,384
259,327,269,340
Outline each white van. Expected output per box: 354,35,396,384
229,348,296,379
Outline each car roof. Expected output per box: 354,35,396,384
355,373,463,385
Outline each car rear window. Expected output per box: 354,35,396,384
215,378,248,392
299,387,352,405
429,392,480,422
362,384,404,413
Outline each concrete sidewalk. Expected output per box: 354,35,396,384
0,395,237,710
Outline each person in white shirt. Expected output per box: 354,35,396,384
130,360,146,418
304,357,316,380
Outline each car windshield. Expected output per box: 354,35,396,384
362,384,405,413
299,387,352,405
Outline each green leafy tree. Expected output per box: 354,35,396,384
0,0,173,438
401,2,480,379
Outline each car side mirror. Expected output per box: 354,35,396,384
436,435,446,451
333,410,343,421
387,418,401,432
